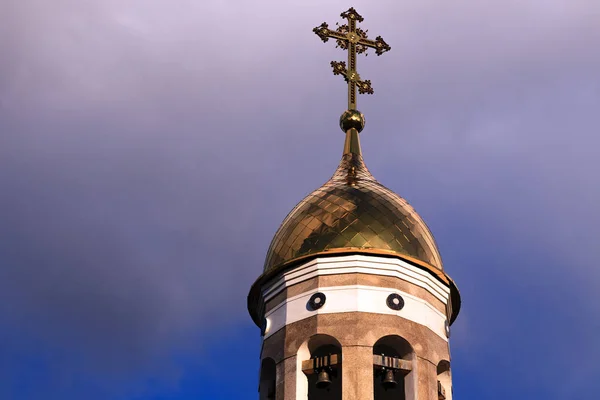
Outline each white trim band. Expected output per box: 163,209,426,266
262,254,450,305
264,284,449,341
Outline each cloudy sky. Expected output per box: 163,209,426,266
1,0,599,398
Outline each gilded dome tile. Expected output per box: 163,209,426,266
263,151,443,274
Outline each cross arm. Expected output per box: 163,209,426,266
313,23,347,43
331,61,374,94
357,35,391,56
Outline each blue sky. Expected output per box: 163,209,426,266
1,0,600,398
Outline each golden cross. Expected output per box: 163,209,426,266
314,7,391,111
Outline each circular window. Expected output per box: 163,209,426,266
386,293,405,311
308,292,326,310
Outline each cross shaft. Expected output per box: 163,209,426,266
314,7,391,110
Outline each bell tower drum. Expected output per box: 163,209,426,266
248,8,461,400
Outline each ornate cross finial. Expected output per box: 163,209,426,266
313,7,391,111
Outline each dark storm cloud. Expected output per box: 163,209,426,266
0,0,281,384
1,0,599,397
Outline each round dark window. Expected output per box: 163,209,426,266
308,292,326,310
386,293,405,311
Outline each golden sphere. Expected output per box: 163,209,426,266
339,109,365,133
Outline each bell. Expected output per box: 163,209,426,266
316,369,332,389
382,369,397,390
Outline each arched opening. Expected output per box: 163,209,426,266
373,335,415,400
437,360,451,400
259,357,277,400
297,334,342,400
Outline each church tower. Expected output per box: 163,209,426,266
248,8,461,400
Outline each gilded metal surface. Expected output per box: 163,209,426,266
248,9,461,331
263,150,443,274
313,7,391,110
340,110,365,134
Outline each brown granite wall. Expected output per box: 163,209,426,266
341,345,374,400
416,357,438,400
260,312,450,400
280,355,297,400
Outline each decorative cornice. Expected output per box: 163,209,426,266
248,252,461,328
264,284,449,341
263,254,450,305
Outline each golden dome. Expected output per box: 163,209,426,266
249,113,460,328
263,121,443,276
